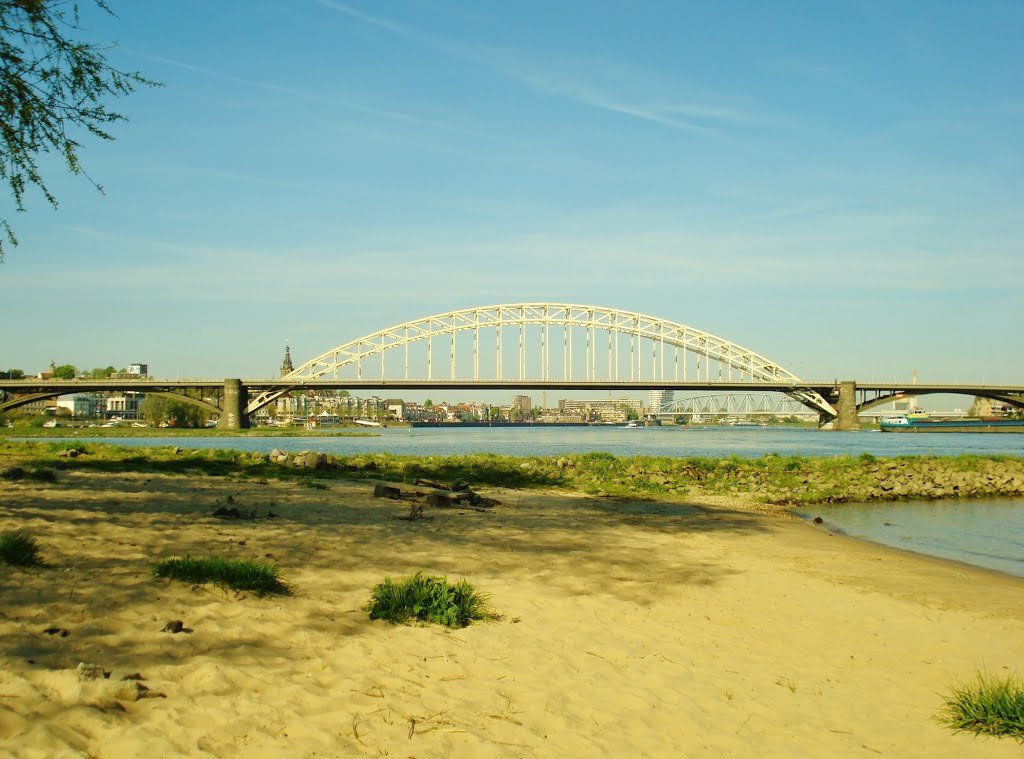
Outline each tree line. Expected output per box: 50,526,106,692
1,365,118,379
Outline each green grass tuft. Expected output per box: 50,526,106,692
0,529,43,566
365,572,492,628
153,555,287,595
938,671,1024,741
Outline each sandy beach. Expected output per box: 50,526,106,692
1,467,1022,758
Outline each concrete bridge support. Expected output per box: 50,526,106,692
218,379,250,430
832,380,860,431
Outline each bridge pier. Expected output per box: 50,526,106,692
832,380,860,431
218,379,250,430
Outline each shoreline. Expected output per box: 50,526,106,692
3,439,1022,579
801,509,1024,583
1,465,1021,757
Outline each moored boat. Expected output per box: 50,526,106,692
880,414,1024,433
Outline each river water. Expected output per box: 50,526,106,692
41,426,1024,578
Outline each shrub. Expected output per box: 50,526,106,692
365,572,491,628
153,556,287,595
0,530,43,566
938,671,1024,741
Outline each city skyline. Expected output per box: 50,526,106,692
2,1,1021,392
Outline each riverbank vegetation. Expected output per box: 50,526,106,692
1,424,380,439
2,440,1022,506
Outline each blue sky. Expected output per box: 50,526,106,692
2,0,1021,400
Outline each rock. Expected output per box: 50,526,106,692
108,680,157,701
292,451,325,469
161,620,191,634
77,662,110,681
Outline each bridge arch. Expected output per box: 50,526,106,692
248,303,836,417
0,389,221,419
857,390,1024,415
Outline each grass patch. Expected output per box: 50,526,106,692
0,529,43,566
938,671,1024,741
365,572,492,628
153,555,287,595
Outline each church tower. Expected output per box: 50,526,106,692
280,345,294,378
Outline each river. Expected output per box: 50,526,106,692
36,426,1024,578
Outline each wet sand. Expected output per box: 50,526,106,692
1,469,1022,757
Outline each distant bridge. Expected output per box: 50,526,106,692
2,303,1022,430
652,393,818,419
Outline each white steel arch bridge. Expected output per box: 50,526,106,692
247,303,837,418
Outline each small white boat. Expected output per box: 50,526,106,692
354,419,383,427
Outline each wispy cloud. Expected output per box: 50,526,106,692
316,0,428,43
147,54,473,136
317,2,763,137
484,51,722,135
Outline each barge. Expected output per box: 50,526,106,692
880,414,1024,433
